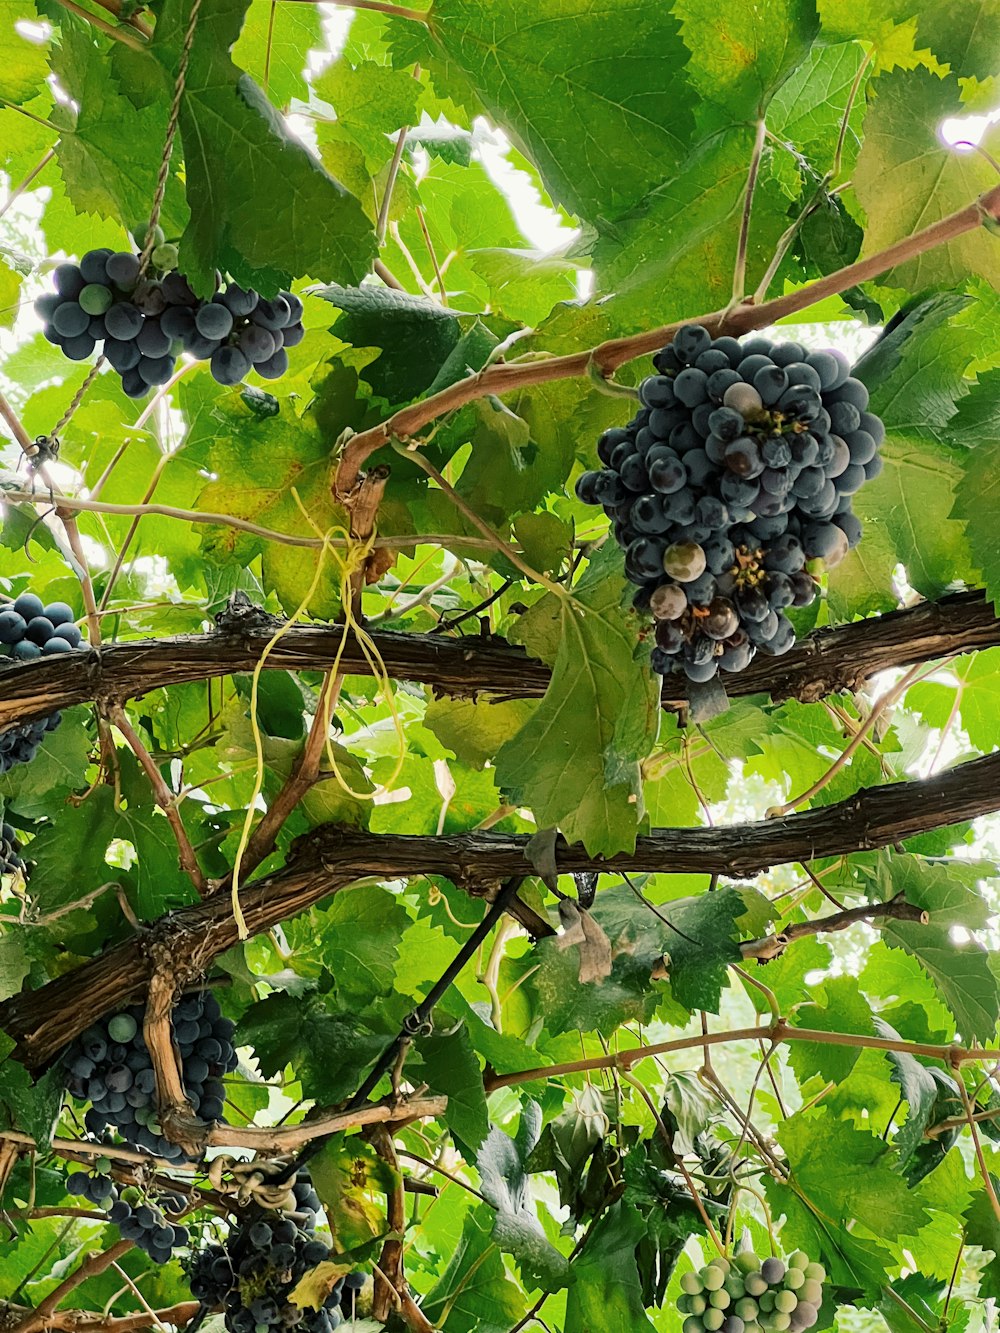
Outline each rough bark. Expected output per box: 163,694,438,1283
5,744,1000,1070
0,591,995,728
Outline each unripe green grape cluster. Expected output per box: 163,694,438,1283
677,1250,826,1333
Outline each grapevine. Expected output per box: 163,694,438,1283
677,1250,827,1333
35,235,305,395
576,326,883,681
67,1165,190,1264
186,1173,366,1333
62,991,236,1162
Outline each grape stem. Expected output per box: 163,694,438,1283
484,1021,1000,1092
11,1238,135,1333
49,0,147,48
335,180,1000,492
109,706,208,896
731,118,767,304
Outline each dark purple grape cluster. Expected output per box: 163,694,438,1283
0,822,25,876
0,713,62,773
0,592,84,660
186,1174,366,1333
35,247,304,397
67,1165,188,1264
575,325,884,682
62,991,237,1162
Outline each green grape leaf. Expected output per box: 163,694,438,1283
151,0,374,293
236,991,388,1104
565,1200,656,1333
495,543,660,856
0,8,50,104
51,16,188,234
674,0,820,122
829,431,972,619
315,283,462,404
916,0,1000,80
593,127,789,334
417,1025,489,1151
952,431,1000,615
854,68,1000,292
789,975,877,1086
420,1205,525,1333
766,1111,928,1296
476,1104,571,1290
883,918,1000,1044
420,0,694,223
231,0,321,107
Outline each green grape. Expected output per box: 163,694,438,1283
770,1315,791,1332
758,1292,775,1313
735,1299,759,1321
691,1295,708,1315
681,1272,704,1296
799,1280,822,1305
152,242,179,271
784,1268,804,1290
709,1289,731,1310
704,1309,725,1332
682,1318,703,1333
788,1251,810,1271
79,283,113,315
724,1274,745,1298
803,1264,825,1284
745,1275,767,1297
735,1252,761,1274
108,1013,138,1043
703,1266,727,1292
775,1292,797,1314
678,1295,694,1314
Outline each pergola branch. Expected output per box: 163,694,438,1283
0,1303,200,1333
5,744,1000,1070
334,183,1000,490
740,893,928,961
0,590,995,730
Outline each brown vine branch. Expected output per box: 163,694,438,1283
484,1021,1000,1093
370,1126,407,1324
49,0,146,48
3,1095,447,1169
6,742,1000,1069
0,590,996,730
13,1238,134,1333
1,1303,199,1333
740,893,928,961
335,182,1000,490
109,706,207,895
141,966,206,1159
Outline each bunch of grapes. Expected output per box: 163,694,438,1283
0,592,84,659
67,1165,189,1264
575,325,884,682
34,241,304,397
186,1173,366,1333
677,1250,826,1333
0,713,62,773
0,822,25,876
62,991,237,1162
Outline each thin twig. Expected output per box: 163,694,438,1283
49,0,145,47
958,1075,1000,1223
109,706,207,894
0,148,55,220
13,1239,134,1333
732,119,767,303
376,128,410,246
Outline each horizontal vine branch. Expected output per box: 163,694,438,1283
484,1019,1000,1092
0,1303,200,1333
740,893,927,960
335,183,1000,489
0,590,994,729
6,744,1000,1069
